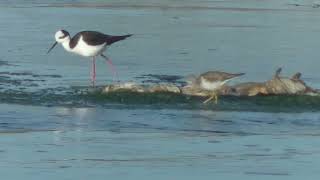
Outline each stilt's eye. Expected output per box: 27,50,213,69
59,34,68,39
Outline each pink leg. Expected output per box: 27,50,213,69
106,58,119,81
91,57,96,87
101,54,119,82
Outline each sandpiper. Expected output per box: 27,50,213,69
47,30,132,86
195,71,245,103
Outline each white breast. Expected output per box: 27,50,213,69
200,77,228,91
72,36,107,57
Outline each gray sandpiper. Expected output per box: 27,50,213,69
195,71,245,103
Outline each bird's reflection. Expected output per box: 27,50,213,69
52,107,94,143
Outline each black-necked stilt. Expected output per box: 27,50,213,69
195,71,245,103
47,30,132,86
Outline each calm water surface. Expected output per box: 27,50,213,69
1,0,320,179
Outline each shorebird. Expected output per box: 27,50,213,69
195,71,245,104
47,30,132,86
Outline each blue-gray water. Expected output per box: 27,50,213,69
1,0,320,179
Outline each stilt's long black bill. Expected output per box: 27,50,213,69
47,42,58,54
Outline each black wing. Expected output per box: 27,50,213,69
105,34,132,45
70,31,108,48
69,31,132,48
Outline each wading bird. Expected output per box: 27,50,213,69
47,30,132,86
195,71,245,104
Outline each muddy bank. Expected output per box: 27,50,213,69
102,68,320,97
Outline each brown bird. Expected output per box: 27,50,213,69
195,71,245,103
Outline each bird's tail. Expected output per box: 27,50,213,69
106,34,133,45
233,73,245,77
225,72,245,81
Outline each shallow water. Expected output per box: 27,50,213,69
1,0,320,179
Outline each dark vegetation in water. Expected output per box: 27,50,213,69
288,3,320,8
135,74,186,85
0,75,39,87
0,71,62,78
89,91,320,112
0,60,11,67
1,87,320,112
0,67,319,112
0,71,62,88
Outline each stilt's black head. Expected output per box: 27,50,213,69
56,30,70,41
47,30,70,54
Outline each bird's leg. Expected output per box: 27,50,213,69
214,93,218,104
101,54,119,82
203,91,218,104
91,56,96,87
203,96,213,104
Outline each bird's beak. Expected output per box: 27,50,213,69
47,41,58,54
